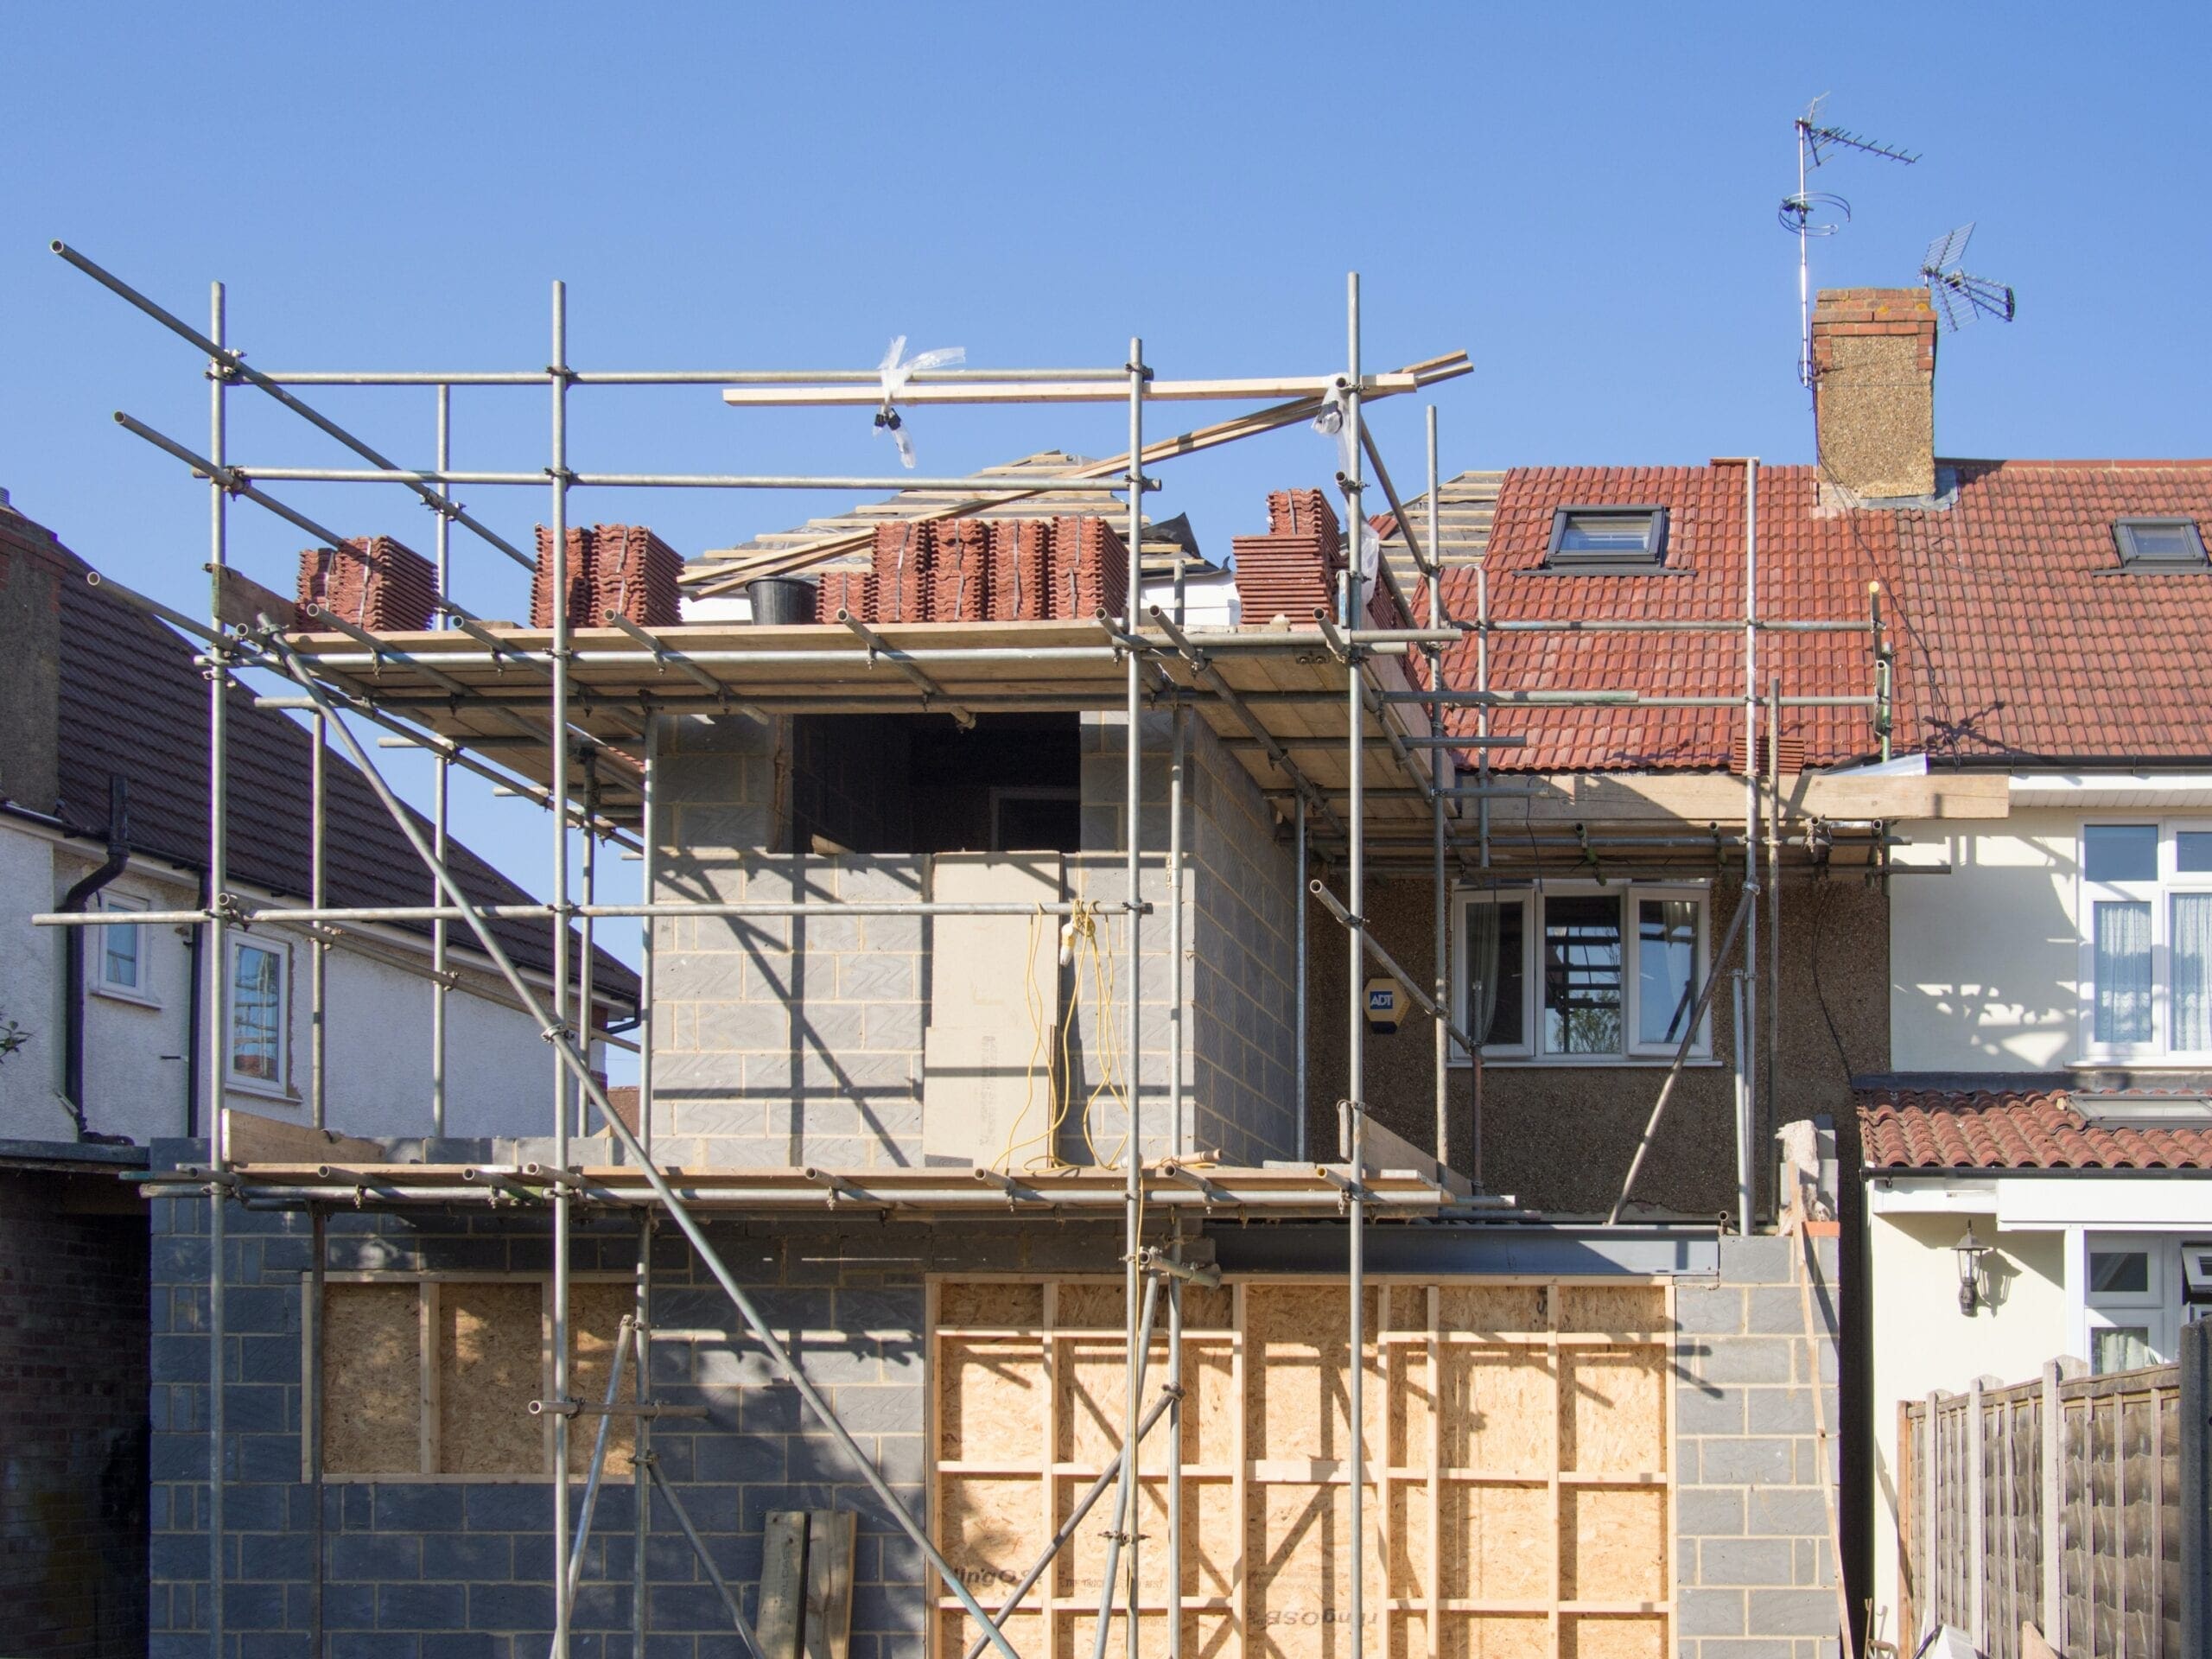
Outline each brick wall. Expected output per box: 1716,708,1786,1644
0,1166,149,1659
1674,1233,1844,1659
146,1185,1122,1659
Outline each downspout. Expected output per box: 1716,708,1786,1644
183,869,205,1140
58,775,130,1141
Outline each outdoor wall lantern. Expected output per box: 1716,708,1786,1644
1955,1224,1992,1315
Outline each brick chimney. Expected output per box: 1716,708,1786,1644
1811,287,1937,499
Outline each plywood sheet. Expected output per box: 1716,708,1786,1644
324,1283,422,1476
1439,1348,1554,1474
1246,1481,1352,1653
1560,1487,1665,1601
1560,1349,1666,1476
1438,1284,1545,1337
940,1339,1046,1463
1436,1615,1549,1659
439,1281,543,1475
1442,1483,1551,1600
570,1281,638,1477
941,1477,1037,1591
940,1281,1044,1327
1556,1285,1664,1335
1560,1616,1666,1658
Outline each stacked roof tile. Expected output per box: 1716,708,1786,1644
987,520,1052,621
589,524,683,628
531,525,594,630
1858,1085,2212,1172
931,518,992,623
1051,516,1130,620
1232,489,1346,625
871,521,935,623
297,536,437,632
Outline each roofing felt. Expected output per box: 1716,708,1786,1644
1401,458,2212,773
3,503,637,1008
1857,1084,2212,1172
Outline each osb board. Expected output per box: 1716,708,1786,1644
1438,1348,1555,1473
569,1281,638,1478
1558,1616,1666,1658
440,1281,544,1476
1560,1486,1665,1601
928,1275,1673,1659
936,1611,1044,1659
324,1284,423,1476
1559,1348,1667,1476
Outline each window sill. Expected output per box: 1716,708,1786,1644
1449,1055,1721,1071
89,984,162,1011
225,1077,299,1105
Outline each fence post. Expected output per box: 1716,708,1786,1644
1899,1401,1919,1645
2039,1360,2063,1656
1967,1377,1987,1655
2183,1324,2209,1659
1924,1389,1942,1643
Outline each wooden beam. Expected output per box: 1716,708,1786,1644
718,369,1463,409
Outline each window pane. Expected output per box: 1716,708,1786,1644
1637,899,1699,1046
2177,894,2212,1051
103,920,140,988
2178,831,2212,874
1543,894,1622,1054
2092,1325,2154,1375
2085,823,2157,882
1558,512,1654,553
2093,900,2152,1045
231,944,283,1082
1465,900,1525,1049
2089,1250,2150,1295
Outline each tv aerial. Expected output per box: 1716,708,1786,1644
1918,223,2018,330
1781,97,1919,387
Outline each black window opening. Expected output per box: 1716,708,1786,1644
789,712,1082,855
1542,893,1623,1054
2113,518,2209,571
1544,505,1669,571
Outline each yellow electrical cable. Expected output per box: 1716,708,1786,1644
995,903,1057,1173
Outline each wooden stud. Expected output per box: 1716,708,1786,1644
419,1281,441,1476
1230,1281,1248,1649
1427,1285,1442,1656
1041,1280,1058,1659
1546,1282,1563,1657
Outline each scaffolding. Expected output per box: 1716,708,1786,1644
37,244,1895,1659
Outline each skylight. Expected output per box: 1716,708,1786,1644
2113,518,2209,570
1545,506,1669,570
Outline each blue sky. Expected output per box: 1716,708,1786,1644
7,3,2209,1023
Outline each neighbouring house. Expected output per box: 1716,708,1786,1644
1826,417,2212,1634
0,490,638,1659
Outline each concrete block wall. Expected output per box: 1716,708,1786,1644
148,1180,1129,1659
650,710,1300,1170
1078,712,1300,1166
1674,1233,1844,1659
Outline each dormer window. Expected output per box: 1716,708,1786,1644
1545,506,1669,571
2113,518,2208,570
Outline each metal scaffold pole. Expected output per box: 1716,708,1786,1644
1343,270,1369,1659
1113,333,1147,1659
1427,404,1451,1172
548,279,574,1659
432,383,452,1137
1739,457,1760,1236
204,277,229,1659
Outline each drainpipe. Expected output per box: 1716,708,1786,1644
182,870,205,1140
58,775,130,1141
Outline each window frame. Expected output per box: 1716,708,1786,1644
2082,1232,2176,1374
1451,881,1713,1066
2075,818,2212,1065
2113,518,2209,571
225,933,293,1096
1541,505,1671,572
91,891,158,1007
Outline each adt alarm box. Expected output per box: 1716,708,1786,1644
1364,976,1403,1034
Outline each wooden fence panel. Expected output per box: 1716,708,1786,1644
1904,1363,2190,1658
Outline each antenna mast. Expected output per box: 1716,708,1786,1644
1781,99,1919,388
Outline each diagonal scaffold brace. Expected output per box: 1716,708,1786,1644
259,628,1029,1659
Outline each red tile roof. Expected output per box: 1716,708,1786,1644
1858,1085,2212,1171
1412,457,2212,772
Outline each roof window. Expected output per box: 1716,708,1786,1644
1545,506,1669,570
2113,518,2209,570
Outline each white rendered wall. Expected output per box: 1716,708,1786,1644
1866,1207,2068,1645
1890,807,2083,1071
0,818,575,1147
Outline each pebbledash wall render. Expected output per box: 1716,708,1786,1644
145,1184,1842,1659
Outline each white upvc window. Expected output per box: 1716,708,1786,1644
1452,882,1712,1065
226,935,291,1093
2077,820,2212,1062
92,893,155,1003
2081,1232,2172,1375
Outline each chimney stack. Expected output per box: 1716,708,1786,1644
1811,287,1937,499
